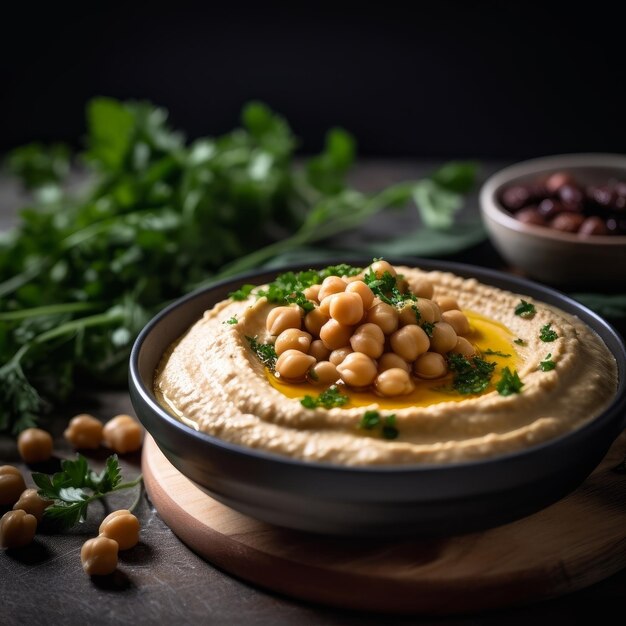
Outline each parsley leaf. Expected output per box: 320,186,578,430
421,322,434,337
223,316,238,325
363,267,416,309
229,285,255,301
483,348,512,357
539,353,556,371
447,353,496,394
495,367,524,395
300,385,349,409
32,454,141,529
513,338,526,346
515,300,536,319
358,410,399,440
539,323,558,342
246,336,278,372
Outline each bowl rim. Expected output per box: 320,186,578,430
480,152,626,245
129,257,626,476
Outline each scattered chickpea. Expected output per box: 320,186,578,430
366,302,399,335
81,536,119,576
319,319,353,351
0,466,27,506
345,280,374,310
410,277,434,299
336,352,378,387
103,415,143,454
0,509,37,549
17,428,53,464
276,350,316,381
265,305,302,336
398,303,420,326
303,284,321,302
349,323,385,358
308,339,331,362
368,260,396,279
99,509,140,551
390,325,430,362
452,336,476,357
13,489,53,522
318,276,347,301
274,329,312,355
329,347,353,366
413,299,437,324
375,368,415,396
329,292,364,326
378,353,410,373
304,308,329,336
436,296,460,312
64,414,104,449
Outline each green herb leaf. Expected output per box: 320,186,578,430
359,410,399,439
539,323,558,342
539,353,557,372
496,367,524,396
382,414,399,440
514,299,536,318
421,322,434,337
513,338,526,346
229,285,255,301
483,348,512,357
359,410,382,430
300,385,349,409
447,353,496,395
246,336,278,372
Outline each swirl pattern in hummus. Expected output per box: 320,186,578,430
154,267,618,466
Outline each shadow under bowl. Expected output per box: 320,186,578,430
129,258,626,536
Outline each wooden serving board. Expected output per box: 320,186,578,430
142,433,626,615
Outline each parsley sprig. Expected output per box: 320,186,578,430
495,367,524,396
515,299,536,319
300,385,349,409
447,353,497,394
245,336,278,372
539,353,556,371
32,454,142,529
539,323,558,342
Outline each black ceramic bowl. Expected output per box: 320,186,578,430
129,258,626,536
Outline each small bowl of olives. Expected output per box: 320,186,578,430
479,153,626,288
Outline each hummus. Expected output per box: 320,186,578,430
154,264,618,466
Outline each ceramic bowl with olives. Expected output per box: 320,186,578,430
479,153,626,287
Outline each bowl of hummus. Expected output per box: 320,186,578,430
129,258,626,536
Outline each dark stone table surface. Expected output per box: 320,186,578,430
1,161,625,625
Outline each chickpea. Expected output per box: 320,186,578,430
345,280,375,310
442,310,471,336
0,466,27,506
17,428,53,464
64,414,104,449
13,489,53,523
318,294,335,317
329,292,364,326
368,259,397,279
336,352,378,387
0,509,37,550
430,322,458,354
276,350,316,381
265,305,301,336
350,323,385,358
437,295,460,312
303,284,321,302
308,361,339,385
366,302,399,335
452,337,476,357
304,307,329,336
308,339,331,362
395,276,409,293
413,299,437,324
378,353,410,373
375,368,415,397
274,329,312,355
99,509,140,551
390,325,430,362
319,319,353,351
103,415,143,454
329,347,353,366
398,303,419,326
81,536,119,576
318,276,347,301
414,352,448,379
411,277,434,299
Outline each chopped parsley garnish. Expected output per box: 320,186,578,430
513,338,526,346
539,353,556,371
358,410,399,440
300,385,349,409
421,321,434,337
539,323,558,342
224,315,238,325
245,336,278,372
483,348,511,357
514,299,536,319
363,268,416,309
447,353,497,395
495,367,524,396
229,284,255,301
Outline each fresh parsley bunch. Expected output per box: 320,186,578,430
1,98,476,434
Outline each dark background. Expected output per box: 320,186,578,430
2,2,625,159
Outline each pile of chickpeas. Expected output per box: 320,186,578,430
1,414,144,575
267,260,475,397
